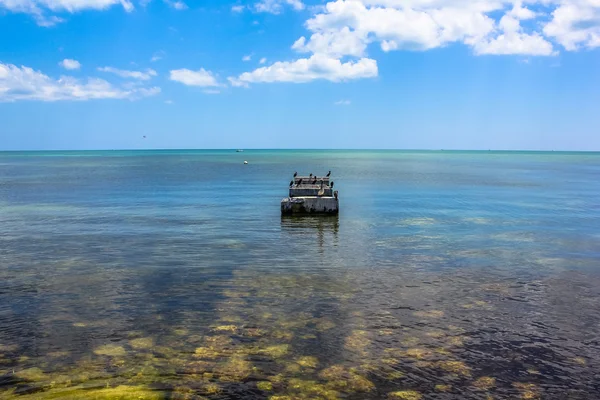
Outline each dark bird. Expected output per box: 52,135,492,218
309,173,313,178
293,172,298,177
289,180,294,187
326,170,331,177
312,177,317,184
143,135,146,139
298,178,303,185
330,181,334,188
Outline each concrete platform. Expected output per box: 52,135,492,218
281,196,339,215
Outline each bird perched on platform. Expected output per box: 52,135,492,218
330,181,334,188
312,176,317,184
293,172,297,177
309,173,313,178
289,180,294,188
297,178,303,185
326,171,331,177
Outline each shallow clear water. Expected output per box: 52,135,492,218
1,150,599,399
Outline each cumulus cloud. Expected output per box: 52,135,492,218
254,0,304,14
0,63,159,102
59,58,81,70
169,68,220,87
473,4,556,55
229,54,377,85
0,0,134,26
284,0,600,58
98,67,157,80
544,2,600,50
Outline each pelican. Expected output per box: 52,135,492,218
293,172,297,177
326,171,331,177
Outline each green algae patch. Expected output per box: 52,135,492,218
194,347,221,359
216,357,252,382
203,383,221,395
93,344,126,357
473,376,496,390
344,330,370,355
315,319,336,332
16,367,47,381
386,371,405,380
435,384,451,392
436,361,471,376
319,365,374,392
388,390,423,400
4,385,164,399
271,330,294,341
257,381,273,391
130,337,154,350
572,357,586,366
296,356,318,368
404,348,432,360
513,383,540,399
287,379,339,400
212,325,238,333
261,344,290,358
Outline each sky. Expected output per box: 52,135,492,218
0,0,599,151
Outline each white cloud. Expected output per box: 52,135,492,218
473,6,557,56
544,2,600,50
288,0,600,58
229,54,377,85
98,67,157,80
203,89,221,94
151,51,165,62
0,63,159,102
164,0,186,9
334,99,351,105
165,99,174,104
169,68,220,87
259,57,267,64
254,0,304,14
59,58,81,70
0,0,134,26
231,4,244,12
292,27,368,57
242,54,252,61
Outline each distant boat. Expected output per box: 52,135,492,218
236,149,244,152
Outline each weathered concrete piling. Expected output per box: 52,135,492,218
281,174,339,215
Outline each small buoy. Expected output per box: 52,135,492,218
244,161,248,164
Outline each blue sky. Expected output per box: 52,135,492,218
1,0,599,150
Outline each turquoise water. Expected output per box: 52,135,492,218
1,150,599,399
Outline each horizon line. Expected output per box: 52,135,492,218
1,148,600,153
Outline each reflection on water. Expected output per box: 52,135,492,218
281,215,339,251
1,150,600,399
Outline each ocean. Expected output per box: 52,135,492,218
1,150,599,399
